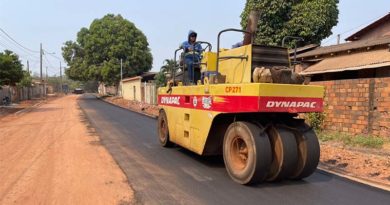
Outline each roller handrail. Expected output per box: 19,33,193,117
216,28,253,83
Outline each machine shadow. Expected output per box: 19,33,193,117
175,146,332,187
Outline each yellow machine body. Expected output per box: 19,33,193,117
158,81,324,155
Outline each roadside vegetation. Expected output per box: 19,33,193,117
305,111,387,149
317,132,386,149
0,50,25,86
154,59,178,88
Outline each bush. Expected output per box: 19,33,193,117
306,112,326,131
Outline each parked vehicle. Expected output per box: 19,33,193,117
2,96,10,105
73,88,84,94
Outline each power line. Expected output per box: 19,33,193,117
0,40,41,76
0,27,40,53
0,36,25,52
44,55,56,71
0,37,40,60
0,45,32,60
43,49,62,60
43,54,60,76
0,40,8,49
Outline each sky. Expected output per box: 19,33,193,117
0,0,389,77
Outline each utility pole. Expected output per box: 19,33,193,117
40,43,43,98
60,61,63,93
120,58,123,81
120,58,123,96
40,43,43,82
27,60,31,100
46,66,48,82
337,34,341,45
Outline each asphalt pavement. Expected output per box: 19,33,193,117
78,94,390,205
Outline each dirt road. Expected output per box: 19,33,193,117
0,95,133,205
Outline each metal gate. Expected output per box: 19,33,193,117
142,82,157,105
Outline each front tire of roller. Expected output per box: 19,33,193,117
157,110,173,147
223,121,272,185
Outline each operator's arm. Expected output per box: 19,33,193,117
195,43,202,53
182,41,191,52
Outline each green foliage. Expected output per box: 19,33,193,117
241,0,339,47
154,72,167,88
0,50,24,86
62,14,153,86
47,76,67,92
154,59,178,88
82,80,99,92
306,112,326,131
318,132,384,149
17,71,33,87
348,135,384,148
66,79,83,91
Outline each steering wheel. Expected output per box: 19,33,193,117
195,41,212,52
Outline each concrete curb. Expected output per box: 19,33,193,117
13,96,64,116
14,101,45,116
318,165,390,192
94,95,158,120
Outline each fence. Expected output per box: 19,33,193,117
0,86,11,105
0,84,45,105
143,82,157,105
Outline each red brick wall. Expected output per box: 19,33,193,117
311,77,390,137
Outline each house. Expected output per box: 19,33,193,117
297,13,390,137
98,83,117,96
122,72,157,104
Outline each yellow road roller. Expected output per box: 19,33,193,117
157,17,324,185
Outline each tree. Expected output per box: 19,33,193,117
18,71,32,87
154,59,178,87
240,0,339,47
62,14,153,86
0,50,24,86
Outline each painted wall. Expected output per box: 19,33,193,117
122,79,142,101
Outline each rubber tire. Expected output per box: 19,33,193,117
223,121,272,185
290,123,320,179
266,126,298,182
157,110,173,147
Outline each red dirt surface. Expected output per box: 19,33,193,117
320,143,390,187
0,99,42,117
104,96,159,117
0,95,133,204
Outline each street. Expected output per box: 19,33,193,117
0,95,133,204
79,94,390,205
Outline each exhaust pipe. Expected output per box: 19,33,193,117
243,10,260,45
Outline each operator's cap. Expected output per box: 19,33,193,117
188,30,197,38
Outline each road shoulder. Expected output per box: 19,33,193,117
0,95,134,204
